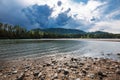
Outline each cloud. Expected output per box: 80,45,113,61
89,20,120,33
57,1,62,6
0,0,120,33
23,4,53,28
88,0,120,33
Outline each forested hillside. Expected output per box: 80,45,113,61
0,22,120,39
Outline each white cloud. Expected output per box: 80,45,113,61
88,6,120,33
89,20,120,33
17,0,105,21
105,9,120,20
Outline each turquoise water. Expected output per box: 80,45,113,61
0,39,120,60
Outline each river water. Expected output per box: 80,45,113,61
0,39,120,60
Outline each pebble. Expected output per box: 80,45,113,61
16,72,25,80
1,56,120,80
116,69,120,75
38,72,42,77
12,70,18,74
75,78,80,80
87,73,95,79
63,69,69,75
71,58,77,62
33,70,39,76
97,71,107,77
46,63,51,66
117,53,120,55
57,68,62,73
52,73,58,79
0,73,3,76
81,70,87,76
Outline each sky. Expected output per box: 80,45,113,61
0,0,120,33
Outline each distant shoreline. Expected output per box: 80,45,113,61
1,38,120,42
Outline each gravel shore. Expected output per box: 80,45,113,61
0,55,120,80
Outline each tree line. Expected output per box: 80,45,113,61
0,22,120,39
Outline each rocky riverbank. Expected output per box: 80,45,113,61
0,55,120,80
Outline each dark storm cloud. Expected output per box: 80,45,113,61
56,12,71,26
22,4,53,28
0,0,31,28
22,4,79,28
57,1,62,6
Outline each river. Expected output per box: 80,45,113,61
0,39,120,60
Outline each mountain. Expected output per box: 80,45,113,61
32,28,86,34
89,31,109,34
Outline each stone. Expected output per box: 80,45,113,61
71,58,77,62
79,63,84,66
57,68,62,73
24,69,28,72
52,60,57,64
46,63,51,66
75,78,80,80
81,70,87,76
38,72,42,77
25,65,30,69
12,70,17,74
52,73,58,79
63,69,69,75
87,74,95,79
16,72,25,80
97,71,107,77
116,69,120,75
70,65,78,69
0,73,2,76
117,53,120,55
33,70,39,76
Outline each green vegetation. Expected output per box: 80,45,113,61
0,22,120,39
